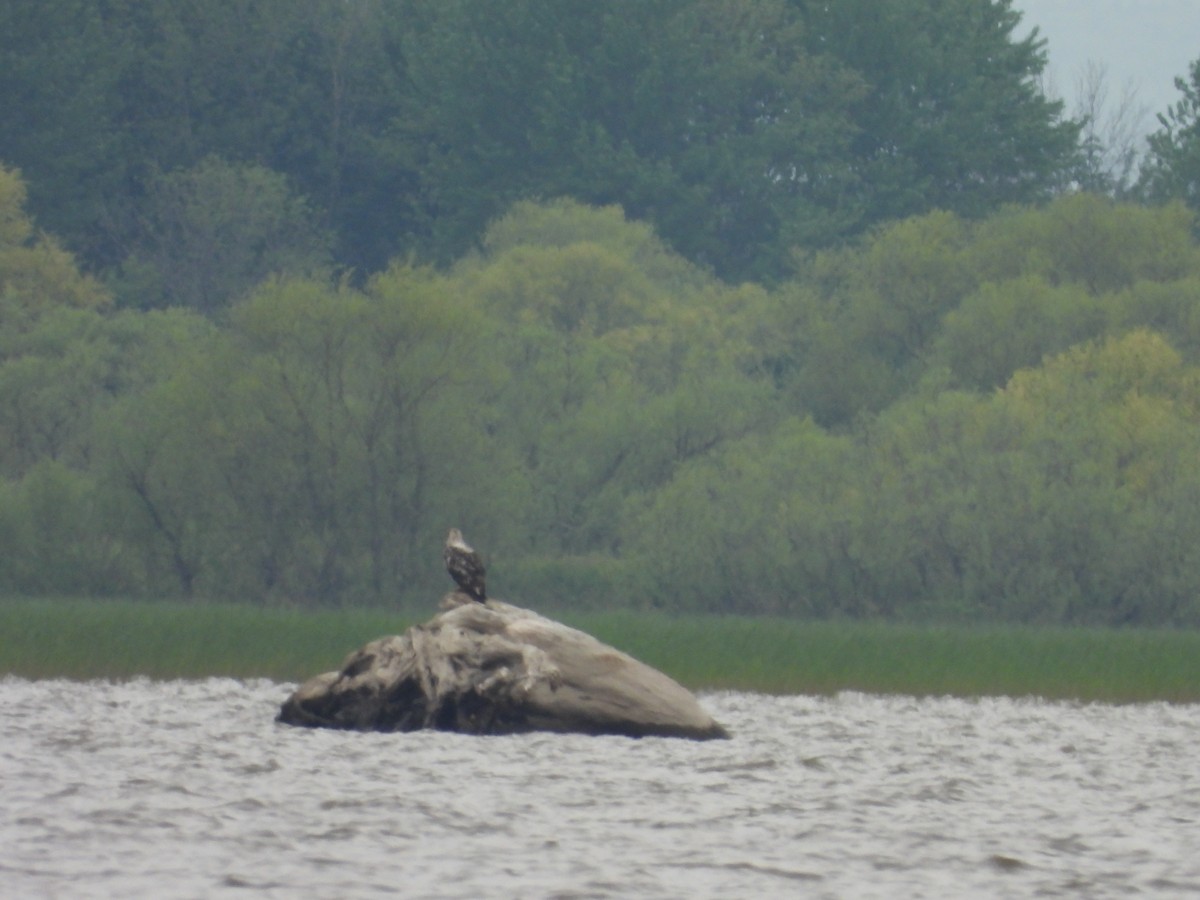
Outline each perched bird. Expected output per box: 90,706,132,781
444,527,487,602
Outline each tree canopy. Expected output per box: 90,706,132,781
1140,59,1200,210
4,159,1200,624
1,0,1082,288
7,7,1200,624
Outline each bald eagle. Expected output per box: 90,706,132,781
444,527,487,602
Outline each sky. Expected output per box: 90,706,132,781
1014,0,1200,142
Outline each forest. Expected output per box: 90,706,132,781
4,1,1200,624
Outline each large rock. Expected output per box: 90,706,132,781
278,595,729,740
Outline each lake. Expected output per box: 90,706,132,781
2,677,1197,898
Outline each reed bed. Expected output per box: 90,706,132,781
3,597,1198,702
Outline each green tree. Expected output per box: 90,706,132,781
0,163,216,595
113,0,412,274
778,196,1200,426
784,211,978,424
0,309,125,476
1139,58,1200,209
850,390,1005,620
0,2,411,274
3,0,1088,285
118,157,331,313
0,164,141,482
839,335,1200,627
0,3,129,264
930,277,1104,391
0,164,109,331
398,0,863,281
840,331,1200,625
796,0,1080,225
970,194,1199,293
458,200,779,559
1108,278,1200,361
97,271,503,603
623,417,860,615
98,360,229,598
0,460,133,596
993,331,1200,624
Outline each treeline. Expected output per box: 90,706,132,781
5,159,1200,625
7,1,1200,623
0,0,1079,287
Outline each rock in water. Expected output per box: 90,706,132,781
277,596,729,740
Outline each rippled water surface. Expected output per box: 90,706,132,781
2,677,1199,898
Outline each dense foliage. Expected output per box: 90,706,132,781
5,158,1200,624
0,0,1078,285
7,3,1200,623
1141,58,1200,211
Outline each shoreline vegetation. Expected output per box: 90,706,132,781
3,598,1198,704
5,10,1200,630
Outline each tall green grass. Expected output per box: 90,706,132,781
3,597,1199,702
0,597,415,682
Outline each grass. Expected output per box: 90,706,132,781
0,597,416,682
3,597,1199,702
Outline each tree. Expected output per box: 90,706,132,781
0,2,412,274
118,157,331,314
783,211,979,424
1068,62,1148,197
397,0,864,281
1140,58,1200,210
930,277,1104,391
0,309,131,477
622,417,861,615
0,164,126,479
0,164,110,331
837,332,1200,625
970,193,1200,293
795,0,1081,225
0,460,128,596
1108,278,1200,363
457,200,779,557
113,0,413,275
779,196,1200,426
0,2,129,264
4,0,1089,286
994,331,1200,624
98,362,228,598
96,271,504,603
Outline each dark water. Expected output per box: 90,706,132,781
2,677,1198,898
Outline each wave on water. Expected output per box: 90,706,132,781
1,678,1198,898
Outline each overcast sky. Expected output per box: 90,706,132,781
1014,0,1200,141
